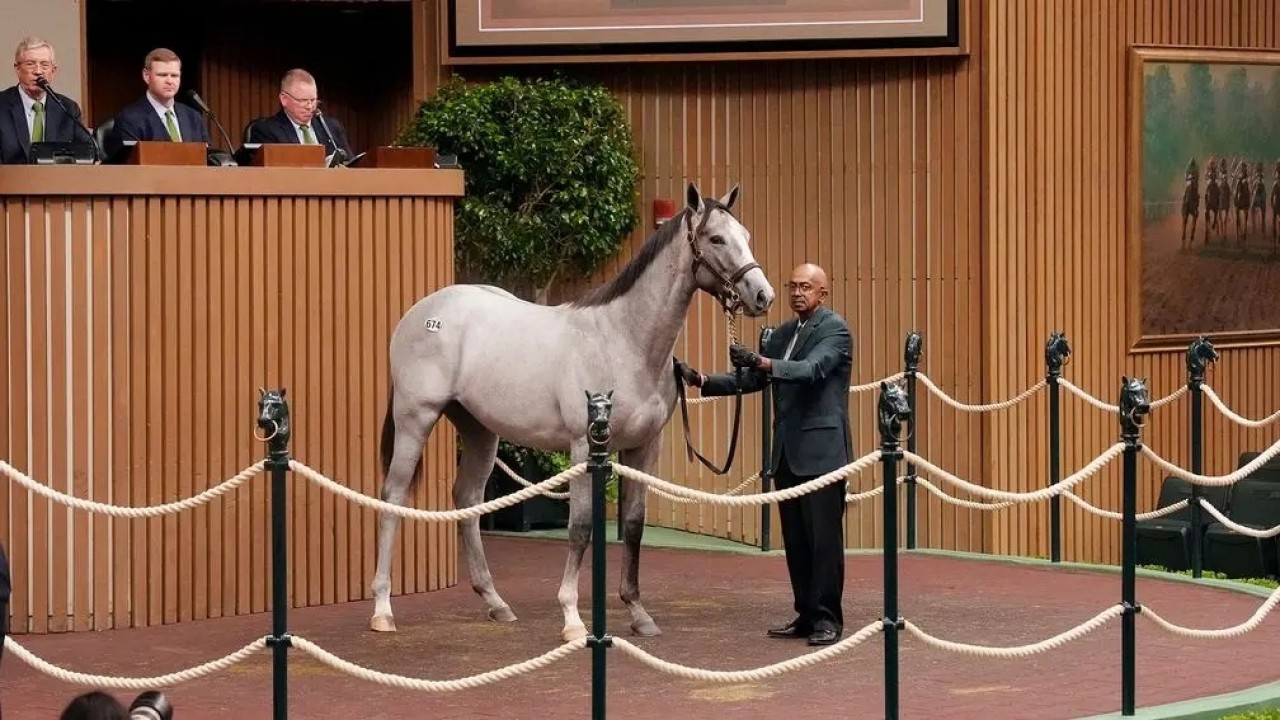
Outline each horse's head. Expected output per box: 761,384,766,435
682,182,775,317
585,390,613,448
1045,331,1071,374
1185,335,1218,379
1118,376,1150,435
877,379,912,443
256,387,291,443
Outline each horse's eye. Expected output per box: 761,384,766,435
709,235,725,245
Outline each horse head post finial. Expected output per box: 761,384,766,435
1117,376,1150,439
1045,331,1071,377
877,380,912,448
903,331,923,372
256,387,292,464
1185,336,1218,385
585,390,613,458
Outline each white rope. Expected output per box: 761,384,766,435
647,472,762,505
1061,492,1189,521
611,450,882,507
902,605,1124,658
915,476,1014,511
901,443,1125,503
494,457,571,500
0,460,266,518
4,635,267,689
1058,379,1119,412
1197,499,1280,538
288,460,589,521
1141,585,1280,638
846,479,894,503
915,374,1046,412
290,635,586,691
1201,385,1280,428
610,620,884,682
1141,436,1280,487
1151,385,1188,409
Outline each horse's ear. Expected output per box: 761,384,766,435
1121,375,1129,384
584,390,592,402
685,182,703,213
606,390,614,400
879,380,888,392
280,387,287,398
258,386,265,397
718,184,740,210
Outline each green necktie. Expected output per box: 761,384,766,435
164,110,180,141
31,101,44,142
299,124,315,144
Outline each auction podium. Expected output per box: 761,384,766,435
243,143,327,167
123,140,207,166
354,146,437,168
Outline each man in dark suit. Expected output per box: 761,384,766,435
103,47,209,162
0,36,85,164
246,68,353,163
678,262,854,646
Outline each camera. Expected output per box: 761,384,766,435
129,691,173,720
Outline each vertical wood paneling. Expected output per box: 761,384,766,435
984,0,1280,566
2,189,458,634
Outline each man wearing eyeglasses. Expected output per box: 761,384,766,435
0,36,85,164
246,68,353,164
674,262,854,647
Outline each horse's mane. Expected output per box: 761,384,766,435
568,208,690,308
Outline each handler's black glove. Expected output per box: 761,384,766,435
673,359,704,387
729,343,760,369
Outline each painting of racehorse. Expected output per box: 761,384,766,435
1128,46,1280,349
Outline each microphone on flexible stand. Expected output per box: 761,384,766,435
312,108,349,167
34,75,101,163
184,88,237,166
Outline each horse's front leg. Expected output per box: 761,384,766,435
618,437,662,637
557,438,592,642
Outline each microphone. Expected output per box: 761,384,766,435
184,88,236,156
312,108,349,167
34,76,102,162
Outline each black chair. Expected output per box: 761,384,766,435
1202,477,1280,579
1236,451,1280,483
1135,475,1230,571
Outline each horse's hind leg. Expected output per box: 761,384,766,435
618,438,661,637
556,439,592,643
445,403,517,622
371,397,441,632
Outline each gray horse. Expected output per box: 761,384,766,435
371,183,776,642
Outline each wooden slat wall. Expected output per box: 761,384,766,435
524,16,991,552
982,0,1280,566
0,193,457,634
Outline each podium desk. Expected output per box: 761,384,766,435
0,164,464,634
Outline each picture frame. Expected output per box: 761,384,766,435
1127,45,1280,353
441,0,964,65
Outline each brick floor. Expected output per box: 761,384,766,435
1,536,1276,719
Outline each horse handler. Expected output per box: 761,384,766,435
676,262,854,646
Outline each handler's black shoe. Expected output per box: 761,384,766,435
766,618,811,638
807,628,841,646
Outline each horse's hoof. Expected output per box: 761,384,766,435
370,615,397,632
631,619,661,637
488,606,518,623
562,624,588,643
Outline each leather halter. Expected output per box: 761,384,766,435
683,203,760,314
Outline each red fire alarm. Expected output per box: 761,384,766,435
653,198,675,227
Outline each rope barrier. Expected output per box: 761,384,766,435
902,605,1124,658
3,636,268,689
1201,385,1280,428
1141,436,1280,487
901,444,1126,504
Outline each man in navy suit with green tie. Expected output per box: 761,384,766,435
676,262,854,647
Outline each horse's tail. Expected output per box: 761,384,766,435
380,385,397,479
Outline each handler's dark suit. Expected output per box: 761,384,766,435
700,306,854,635
246,110,353,160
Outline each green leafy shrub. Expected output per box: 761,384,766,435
396,74,640,301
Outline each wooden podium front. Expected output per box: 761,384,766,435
244,143,327,168
123,140,207,166
354,146,437,168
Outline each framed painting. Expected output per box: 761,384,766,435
441,0,963,65
1128,46,1280,352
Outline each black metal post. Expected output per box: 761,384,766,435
258,388,292,720
586,391,614,720
1045,332,1070,563
759,326,774,552
1118,376,1148,717
878,380,909,720
903,331,922,550
1186,336,1216,579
